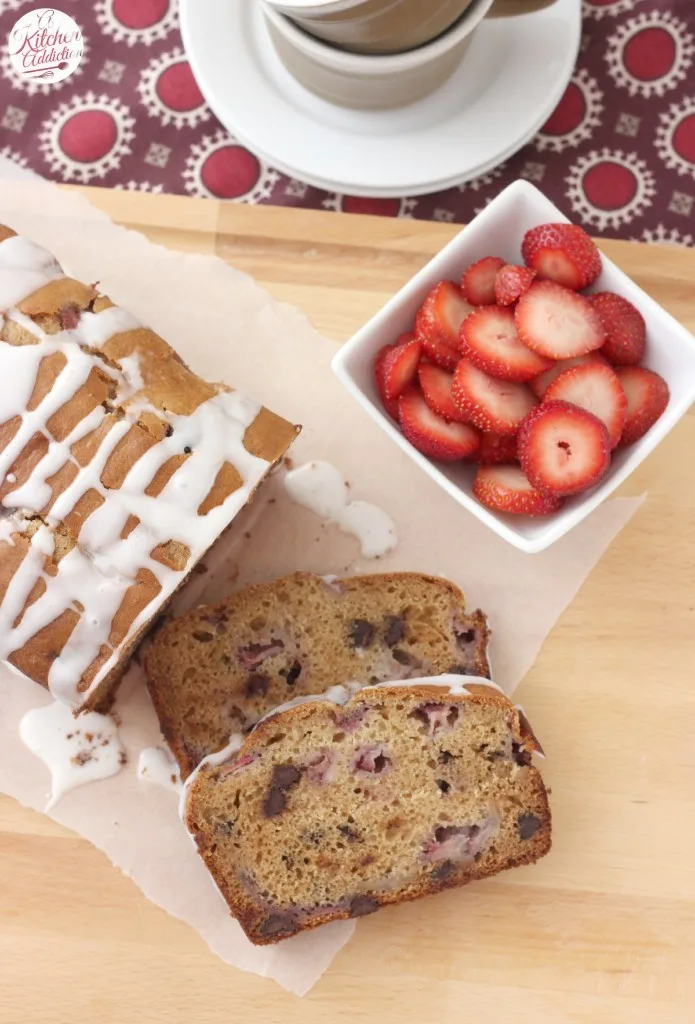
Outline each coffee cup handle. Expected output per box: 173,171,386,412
487,0,559,16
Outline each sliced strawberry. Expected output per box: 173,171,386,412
521,223,602,290
614,366,670,446
415,281,474,370
381,337,422,400
396,332,416,345
591,292,646,366
460,305,552,382
473,464,563,516
398,387,481,461
418,363,469,423
451,359,537,436
517,400,611,496
461,256,505,306
476,432,519,465
530,353,607,399
374,346,400,419
516,281,605,359
494,264,536,306
544,361,627,450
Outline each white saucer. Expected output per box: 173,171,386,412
180,0,581,198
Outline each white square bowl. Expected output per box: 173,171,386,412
331,179,695,554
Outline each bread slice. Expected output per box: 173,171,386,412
183,676,551,945
0,226,298,711
144,572,491,777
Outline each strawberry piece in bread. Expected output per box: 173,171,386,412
544,360,627,450
381,337,423,400
415,281,474,370
530,353,607,399
521,223,602,291
494,265,536,307
374,346,401,419
476,432,519,465
516,281,605,359
451,359,537,436
460,305,552,382
615,366,670,446
418,363,470,423
461,256,505,306
474,464,563,516
399,387,481,461
591,292,646,366
518,400,611,497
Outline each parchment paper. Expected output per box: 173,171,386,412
0,162,643,994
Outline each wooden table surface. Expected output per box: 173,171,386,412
1,188,695,1024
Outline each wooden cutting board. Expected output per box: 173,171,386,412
1,188,694,1024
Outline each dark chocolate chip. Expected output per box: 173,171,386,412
192,630,214,642
183,446,192,454
279,660,302,686
456,628,477,648
518,813,542,840
338,824,362,842
436,779,451,793
260,913,297,937
383,615,406,647
348,619,375,649
272,764,302,789
244,674,269,699
512,742,533,767
349,895,380,918
263,764,302,817
432,860,456,882
439,750,456,764
165,424,174,438
391,648,420,667
263,788,287,818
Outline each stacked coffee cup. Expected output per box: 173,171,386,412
262,0,558,109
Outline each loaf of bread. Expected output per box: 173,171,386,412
0,227,299,711
183,675,551,944
144,571,491,777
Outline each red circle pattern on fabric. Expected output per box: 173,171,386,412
156,61,204,113
1,0,693,246
200,146,262,200
59,111,118,163
112,0,171,30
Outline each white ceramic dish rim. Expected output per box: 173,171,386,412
261,0,492,73
331,178,695,553
265,0,365,11
179,0,581,197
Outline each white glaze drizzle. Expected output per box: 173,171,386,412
0,233,280,706
18,698,125,811
284,460,397,559
0,235,63,308
137,746,182,793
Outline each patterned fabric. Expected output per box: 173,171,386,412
0,0,693,244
